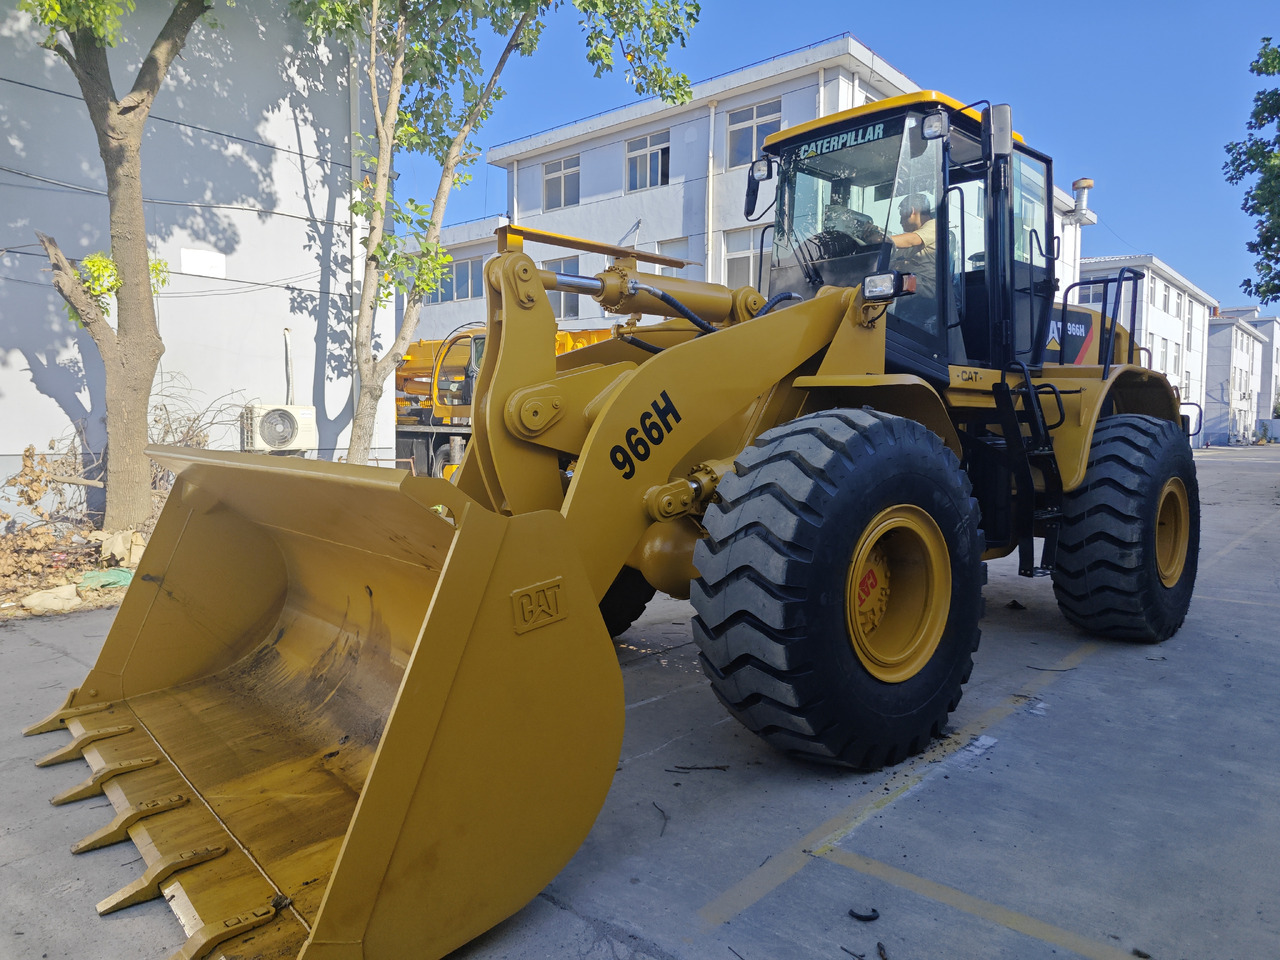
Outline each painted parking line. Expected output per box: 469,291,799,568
697,643,1100,928
820,847,1140,960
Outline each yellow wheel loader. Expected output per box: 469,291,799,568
25,91,1198,959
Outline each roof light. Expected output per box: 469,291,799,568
922,111,949,141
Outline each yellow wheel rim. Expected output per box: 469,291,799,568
1155,477,1190,587
845,505,951,683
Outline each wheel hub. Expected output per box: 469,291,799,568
854,545,891,634
1155,477,1190,587
845,505,951,684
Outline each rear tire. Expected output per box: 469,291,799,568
690,410,983,770
1052,414,1199,641
600,565,656,638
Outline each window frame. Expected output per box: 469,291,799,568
543,155,581,211
626,130,671,193
543,255,580,320
727,99,783,169
724,226,766,289
426,255,486,305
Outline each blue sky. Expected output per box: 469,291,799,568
397,0,1276,308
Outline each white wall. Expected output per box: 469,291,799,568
0,2,391,494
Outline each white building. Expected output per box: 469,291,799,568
1,2,388,506
414,34,1093,341
1220,306,1280,426
1205,315,1266,445
1078,255,1217,445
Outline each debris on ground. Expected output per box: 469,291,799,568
20,584,83,614
848,907,880,922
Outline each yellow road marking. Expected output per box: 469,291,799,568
821,847,1140,960
697,643,1099,927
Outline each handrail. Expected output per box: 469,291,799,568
1043,270,1144,374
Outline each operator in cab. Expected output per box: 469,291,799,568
861,193,938,333
884,194,936,267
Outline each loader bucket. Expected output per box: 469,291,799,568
25,446,624,960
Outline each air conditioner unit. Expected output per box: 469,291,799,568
241,404,319,453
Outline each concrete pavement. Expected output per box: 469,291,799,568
2,445,1278,960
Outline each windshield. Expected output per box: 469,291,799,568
770,111,943,336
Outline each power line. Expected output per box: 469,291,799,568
0,165,352,229
4,246,327,285
0,261,341,299
1093,214,1144,254
0,75,351,170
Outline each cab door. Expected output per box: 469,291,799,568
1008,148,1056,364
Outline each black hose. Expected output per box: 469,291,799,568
621,334,664,354
756,291,804,316
629,281,718,335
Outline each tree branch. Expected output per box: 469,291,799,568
121,0,212,115
423,10,533,249
66,31,119,125
48,40,92,91
367,0,384,130
367,13,535,392
35,232,120,364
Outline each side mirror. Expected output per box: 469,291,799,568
744,157,774,219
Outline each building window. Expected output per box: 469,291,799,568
627,131,670,192
543,255,580,320
727,99,782,168
657,237,688,278
543,156,580,211
426,256,486,304
725,226,766,288
1162,283,1170,313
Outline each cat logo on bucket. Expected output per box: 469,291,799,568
512,577,566,634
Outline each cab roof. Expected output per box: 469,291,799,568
762,90,1024,153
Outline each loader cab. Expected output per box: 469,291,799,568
759,92,1057,381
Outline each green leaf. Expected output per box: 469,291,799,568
1226,38,1280,304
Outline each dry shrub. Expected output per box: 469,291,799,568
0,445,98,602
1,375,245,606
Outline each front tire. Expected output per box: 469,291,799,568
691,410,983,770
1052,415,1199,641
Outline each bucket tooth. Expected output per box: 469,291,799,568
23,689,112,736
36,724,134,767
72,793,189,854
96,844,228,915
50,756,158,806
165,903,278,960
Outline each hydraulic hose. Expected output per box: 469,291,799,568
621,334,664,354
756,291,804,316
627,281,719,335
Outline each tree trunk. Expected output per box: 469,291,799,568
97,116,165,530
343,12,532,466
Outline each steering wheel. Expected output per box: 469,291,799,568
822,206,885,253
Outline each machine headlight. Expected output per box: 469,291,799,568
863,272,917,301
